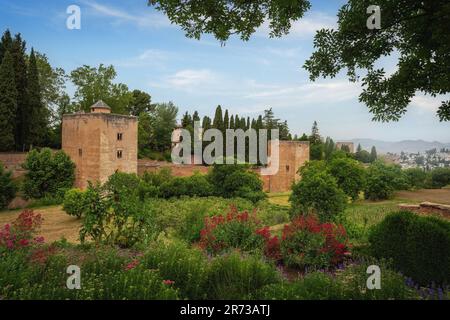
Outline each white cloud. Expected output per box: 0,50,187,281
113,49,171,68
410,95,445,113
166,69,217,89
257,11,336,39
83,1,171,28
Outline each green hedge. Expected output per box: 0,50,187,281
369,211,450,285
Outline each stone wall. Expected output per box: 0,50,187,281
138,141,310,193
0,153,28,178
399,202,450,220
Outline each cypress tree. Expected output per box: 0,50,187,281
212,105,223,132
0,51,18,151
27,48,48,147
10,34,28,150
370,146,378,163
230,115,235,129
223,109,229,130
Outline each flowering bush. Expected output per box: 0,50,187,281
0,210,44,251
199,206,270,255
280,216,349,270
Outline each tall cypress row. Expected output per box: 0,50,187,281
10,34,28,150
27,48,48,147
0,51,18,151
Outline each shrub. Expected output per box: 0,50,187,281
364,161,409,200
255,272,341,300
81,178,154,247
327,157,365,200
290,171,347,221
141,241,209,299
206,251,280,299
369,211,450,285
0,163,16,209
199,206,267,255
208,163,266,203
63,189,86,218
430,167,450,188
280,216,349,270
160,173,214,198
0,210,44,251
22,148,75,199
404,168,429,189
255,260,418,300
142,168,173,187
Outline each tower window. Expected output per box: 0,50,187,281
79,148,82,157
286,165,290,172
117,133,123,141
117,150,123,159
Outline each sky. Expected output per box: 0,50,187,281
0,0,449,142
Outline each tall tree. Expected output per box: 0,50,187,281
370,146,378,163
0,30,12,63
304,0,450,122
223,109,229,130
212,105,224,132
128,89,152,116
27,48,48,147
70,64,133,114
0,51,17,151
310,121,321,144
152,102,178,151
10,33,28,150
229,115,235,129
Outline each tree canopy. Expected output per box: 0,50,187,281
148,0,311,42
304,0,450,122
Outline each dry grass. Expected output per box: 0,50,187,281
395,189,450,205
0,206,82,243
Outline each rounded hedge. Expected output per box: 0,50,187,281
369,211,450,285
0,164,16,209
289,171,347,222
63,188,86,218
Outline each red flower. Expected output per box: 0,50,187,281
125,259,139,271
163,280,175,286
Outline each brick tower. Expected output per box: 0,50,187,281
62,101,138,189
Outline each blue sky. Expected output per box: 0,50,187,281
1,0,449,142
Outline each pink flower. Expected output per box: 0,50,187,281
163,280,175,286
125,259,139,271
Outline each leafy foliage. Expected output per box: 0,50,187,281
148,0,311,42
0,163,16,209
327,157,365,200
62,189,86,218
22,148,75,199
304,0,450,121
290,170,347,221
364,161,409,200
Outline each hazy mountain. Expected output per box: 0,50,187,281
351,139,450,154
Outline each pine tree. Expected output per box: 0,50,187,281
0,30,13,64
27,48,48,147
181,111,191,128
357,144,362,153
310,121,321,144
10,34,28,150
0,51,17,151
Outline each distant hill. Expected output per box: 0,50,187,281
351,139,450,154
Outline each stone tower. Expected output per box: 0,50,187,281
62,101,138,189
260,140,310,193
